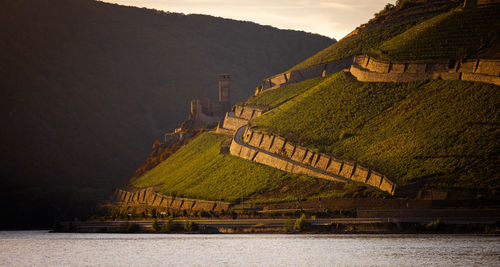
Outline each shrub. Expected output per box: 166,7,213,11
283,218,293,233
152,218,160,232
294,214,307,231
120,222,140,233
184,220,195,232
161,218,175,232
425,219,444,231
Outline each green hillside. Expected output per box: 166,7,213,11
132,133,352,203
129,2,499,203
377,6,500,60
288,18,423,71
246,77,325,108
289,2,499,72
253,72,499,195
288,0,461,71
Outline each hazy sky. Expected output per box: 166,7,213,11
103,0,396,40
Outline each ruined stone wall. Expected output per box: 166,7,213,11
232,126,396,195
114,188,231,212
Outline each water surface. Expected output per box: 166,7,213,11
1,231,498,266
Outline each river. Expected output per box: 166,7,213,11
0,231,498,266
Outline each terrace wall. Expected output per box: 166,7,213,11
351,55,500,86
259,55,499,97
114,188,231,212
233,105,267,121
232,126,396,195
258,57,353,95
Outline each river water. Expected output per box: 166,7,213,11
1,231,498,266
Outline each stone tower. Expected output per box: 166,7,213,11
218,73,231,110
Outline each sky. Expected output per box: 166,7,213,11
103,0,396,40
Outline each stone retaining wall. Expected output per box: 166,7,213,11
351,55,500,85
258,57,353,94
234,105,267,121
221,112,248,131
232,126,396,195
114,188,231,212
259,55,498,96
230,133,346,184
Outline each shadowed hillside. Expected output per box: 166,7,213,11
0,0,332,228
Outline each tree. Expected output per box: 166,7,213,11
294,214,307,231
162,218,175,232
152,218,160,232
184,220,195,232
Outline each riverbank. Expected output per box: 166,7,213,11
55,217,500,235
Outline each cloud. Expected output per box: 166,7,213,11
319,2,364,10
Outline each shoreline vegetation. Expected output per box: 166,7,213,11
54,217,500,235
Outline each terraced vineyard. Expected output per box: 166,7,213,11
378,6,500,60
130,2,499,202
288,3,499,73
288,1,461,72
253,72,500,195
132,133,351,203
288,18,425,71
245,77,325,108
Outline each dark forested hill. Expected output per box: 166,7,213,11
0,0,332,228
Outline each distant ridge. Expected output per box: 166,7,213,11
0,0,332,228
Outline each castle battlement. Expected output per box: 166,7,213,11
184,74,231,130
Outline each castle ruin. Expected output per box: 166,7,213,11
180,74,231,131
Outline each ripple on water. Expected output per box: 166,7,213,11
0,231,499,266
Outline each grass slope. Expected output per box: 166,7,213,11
288,18,423,71
132,133,350,202
245,77,324,108
378,6,500,60
288,3,499,72
254,72,499,194
287,0,461,72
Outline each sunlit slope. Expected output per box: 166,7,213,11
253,72,500,193
378,6,500,60
289,4,499,72
288,1,460,71
245,77,324,108
288,18,423,71
132,133,349,202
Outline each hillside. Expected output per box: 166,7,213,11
377,5,500,60
0,0,332,228
252,72,499,197
131,132,352,203
288,0,500,72
129,1,499,205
